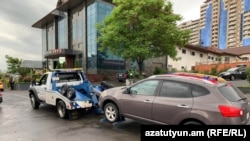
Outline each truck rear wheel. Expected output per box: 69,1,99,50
57,100,68,119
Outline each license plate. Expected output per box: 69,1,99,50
119,74,122,77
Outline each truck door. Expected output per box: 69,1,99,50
36,74,49,102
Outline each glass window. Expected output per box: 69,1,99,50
39,74,48,85
42,27,47,54
218,83,247,102
190,84,210,97
47,23,55,51
159,81,191,98
191,51,195,56
129,80,159,96
58,13,68,49
87,3,97,70
182,49,186,54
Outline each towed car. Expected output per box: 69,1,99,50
218,67,247,81
99,73,250,125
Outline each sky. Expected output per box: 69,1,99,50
0,0,205,72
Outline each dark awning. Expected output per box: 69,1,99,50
32,9,56,28
32,0,84,29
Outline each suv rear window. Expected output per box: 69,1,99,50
218,83,247,102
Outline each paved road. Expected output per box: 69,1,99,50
0,90,140,141
1,80,250,141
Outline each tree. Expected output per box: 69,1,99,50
5,55,30,76
97,0,190,76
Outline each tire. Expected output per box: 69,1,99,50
66,88,76,99
230,75,235,81
183,121,203,125
101,81,114,89
30,93,40,109
104,103,120,123
60,84,69,96
57,100,68,119
242,76,247,80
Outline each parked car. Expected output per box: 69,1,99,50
236,64,247,68
0,81,4,91
116,70,129,82
218,67,247,81
116,70,146,82
99,73,250,125
0,92,2,104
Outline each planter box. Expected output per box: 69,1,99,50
14,83,30,90
237,87,250,94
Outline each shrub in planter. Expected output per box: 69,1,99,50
246,67,250,84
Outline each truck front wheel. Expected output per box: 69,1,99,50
57,100,68,119
30,93,40,109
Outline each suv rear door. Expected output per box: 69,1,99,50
152,80,193,124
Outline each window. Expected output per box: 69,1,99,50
182,49,186,54
218,84,246,102
191,52,195,56
190,84,210,97
200,54,203,58
130,80,159,96
208,56,211,59
211,57,214,60
39,74,48,85
159,81,191,98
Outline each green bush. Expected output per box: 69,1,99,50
210,65,218,76
245,67,250,84
19,75,32,83
203,70,210,75
170,68,177,73
153,67,166,75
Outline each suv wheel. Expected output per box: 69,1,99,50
66,88,76,99
230,75,235,81
183,121,203,125
61,84,69,96
104,103,120,123
30,93,40,109
57,100,68,119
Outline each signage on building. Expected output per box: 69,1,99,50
59,57,65,64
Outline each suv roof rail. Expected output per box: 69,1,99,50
150,73,226,84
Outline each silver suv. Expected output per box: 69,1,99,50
99,73,250,125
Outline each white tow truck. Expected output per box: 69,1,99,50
28,69,109,120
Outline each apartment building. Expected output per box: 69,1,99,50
179,0,250,49
178,19,200,45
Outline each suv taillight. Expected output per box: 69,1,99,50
218,105,243,117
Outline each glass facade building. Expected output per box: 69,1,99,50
32,0,125,74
